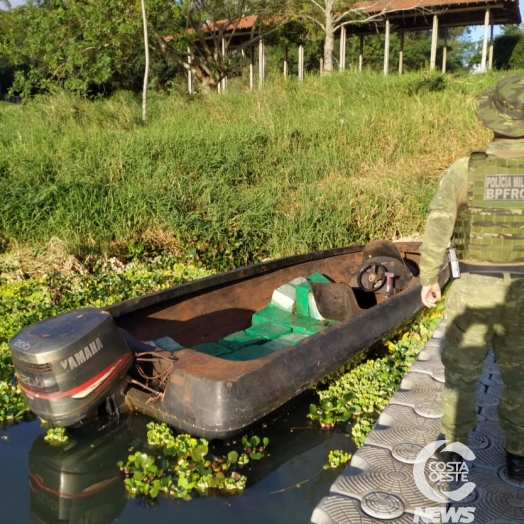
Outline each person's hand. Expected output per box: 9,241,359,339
421,283,441,308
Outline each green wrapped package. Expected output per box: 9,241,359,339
252,304,295,327
246,322,292,340
193,342,232,357
291,316,327,335
224,345,274,361
307,272,332,284
218,330,265,350
295,282,311,317
276,332,309,346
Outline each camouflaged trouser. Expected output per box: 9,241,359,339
441,272,524,456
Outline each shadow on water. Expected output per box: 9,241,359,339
1,391,354,524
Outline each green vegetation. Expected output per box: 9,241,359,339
0,72,508,272
0,257,212,425
44,427,69,445
118,422,269,499
308,297,446,447
324,449,352,469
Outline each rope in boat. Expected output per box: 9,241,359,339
131,350,177,395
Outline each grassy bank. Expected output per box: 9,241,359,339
0,71,510,271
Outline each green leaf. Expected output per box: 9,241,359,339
227,450,239,464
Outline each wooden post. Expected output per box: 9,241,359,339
249,45,254,91
398,31,404,75
187,47,193,94
488,22,494,70
430,15,438,70
442,27,448,74
481,9,490,72
320,57,324,75
384,19,390,75
339,25,346,70
258,38,265,89
221,38,227,92
298,44,304,82
284,45,288,79
359,35,364,73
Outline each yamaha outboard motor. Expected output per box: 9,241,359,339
9,308,133,427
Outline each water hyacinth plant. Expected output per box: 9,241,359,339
118,422,269,500
43,427,69,445
308,298,446,447
324,449,352,469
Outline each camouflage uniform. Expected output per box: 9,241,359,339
420,76,524,456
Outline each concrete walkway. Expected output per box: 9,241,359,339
309,318,524,523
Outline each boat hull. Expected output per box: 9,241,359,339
108,242,449,440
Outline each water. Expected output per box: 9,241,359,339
0,394,354,524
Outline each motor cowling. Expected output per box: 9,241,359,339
9,308,133,427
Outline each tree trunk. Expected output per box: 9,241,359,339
140,0,149,123
323,4,335,74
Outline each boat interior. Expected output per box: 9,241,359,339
114,241,421,352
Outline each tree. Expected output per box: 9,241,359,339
149,0,292,92
0,0,161,96
493,25,524,70
291,0,436,74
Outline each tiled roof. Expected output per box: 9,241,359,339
353,0,510,13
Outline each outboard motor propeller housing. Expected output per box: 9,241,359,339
9,308,133,427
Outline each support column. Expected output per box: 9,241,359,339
284,45,288,79
398,32,404,75
481,9,490,72
340,25,347,70
298,44,304,82
359,35,364,73
258,38,265,89
442,27,448,74
187,47,193,94
430,15,438,71
250,45,254,91
384,19,390,75
488,22,494,70
221,38,227,92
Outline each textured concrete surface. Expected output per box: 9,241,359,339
310,318,524,524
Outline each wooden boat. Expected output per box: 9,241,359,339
9,241,450,440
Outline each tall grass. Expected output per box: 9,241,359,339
0,71,512,270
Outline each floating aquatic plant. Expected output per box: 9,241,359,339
324,449,352,469
44,427,69,445
309,298,446,447
118,422,268,500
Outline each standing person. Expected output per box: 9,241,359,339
419,76,524,482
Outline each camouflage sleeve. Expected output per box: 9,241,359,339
419,157,469,286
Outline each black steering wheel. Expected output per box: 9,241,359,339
356,262,388,292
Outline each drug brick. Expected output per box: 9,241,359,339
252,305,295,327
308,293,325,321
276,332,309,346
270,277,308,312
193,342,232,357
153,336,184,351
223,345,274,361
218,330,265,350
261,339,291,351
291,316,327,335
295,282,311,317
307,272,332,284
246,322,292,340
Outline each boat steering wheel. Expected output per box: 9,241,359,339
356,262,388,292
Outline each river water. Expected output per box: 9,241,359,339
0,394,354,524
